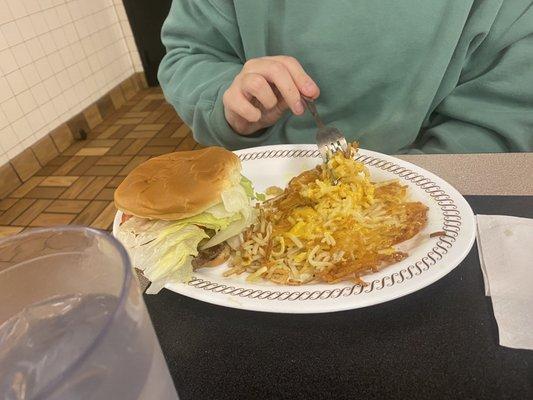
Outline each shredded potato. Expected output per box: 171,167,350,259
226,144,428,285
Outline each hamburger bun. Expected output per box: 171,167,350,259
114,147,240,220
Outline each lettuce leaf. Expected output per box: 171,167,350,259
241,175,265,201
117,220,208,294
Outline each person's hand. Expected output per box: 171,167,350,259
223,56,320,135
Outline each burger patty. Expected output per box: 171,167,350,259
192,243,230,269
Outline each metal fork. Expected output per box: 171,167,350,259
301,96,348,164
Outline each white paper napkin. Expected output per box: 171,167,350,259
476,214,533,350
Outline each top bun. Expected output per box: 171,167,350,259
114,147,240,220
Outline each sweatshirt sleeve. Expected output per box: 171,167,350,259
413,3,533,153
158,0,268,149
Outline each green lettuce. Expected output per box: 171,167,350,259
117,220,208,294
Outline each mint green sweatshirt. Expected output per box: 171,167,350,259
158,1,533,154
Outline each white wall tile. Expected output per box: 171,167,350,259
16,16,36,40
40,100,57,121
35,57,54,80
1,22,23,46
0,0,143,164
6,0,28,19
47,52,65,74
11,42,32,67
6,69,28,95
43,8,61,30
0,107,8,130
0,76,14,103
38,32,57,55
21,63,41,88
43,75,61,98
30,14,48,36
0,125,19,152
21,0,41,14
0,31,8,51
25,37,45,61
2,97,24,123
16,90,37,113
26,108,45,131
51,27,68,50
12,117,32,141
0,0,14,25
31,83,49,105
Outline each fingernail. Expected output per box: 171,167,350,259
303,81,317,95
294,100,304,115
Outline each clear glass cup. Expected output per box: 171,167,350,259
0,227,179,400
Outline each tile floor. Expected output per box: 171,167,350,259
0,87,201,237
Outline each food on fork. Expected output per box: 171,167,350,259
114,147,256,294
227,143,428,285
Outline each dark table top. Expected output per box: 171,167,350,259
144,195,533,400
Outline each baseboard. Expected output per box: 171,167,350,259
0,72,148,199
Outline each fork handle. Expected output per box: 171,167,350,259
301,96,325,129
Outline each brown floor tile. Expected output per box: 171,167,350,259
95,156,132,166
75,147,110,156
177,135,197,151
134,124,164,132
67,113,91,140
68,157,100,175
12,199,53,226
62,141,88,156
126,130,158,139
155,123,180,138
10,177,46,198
53,156,85,175
172,124,191,138
83,104,103,129
91,201,117,229
50,124,74,152
123,138,150,155
0,226,24,238
147,137,182,146
138,146,175,156
106,176,125,188
96,94,115,119
35,166,59,176
95,188,115,201
26,187,66,199
0,198,18,211
77,176,112,200
123,112,150,118
110,86,126,109
155,110,178,124
46,155,71,166
11,149,42,182
0,199,36,225
72,201,108,225
46,199,89,214
130,99,151,113
141,109,165,123
116,118,144,125
87,139,119,147
109,125,135,139
96,125,121,139
30,213,76,227
40,176,79,187
84,165,123,176
60,177,95,199
31,136,59,166
118,156,150,176
105,138,135,155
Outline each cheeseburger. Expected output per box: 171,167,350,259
114,146,256,294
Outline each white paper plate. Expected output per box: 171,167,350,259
113,144,475,313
